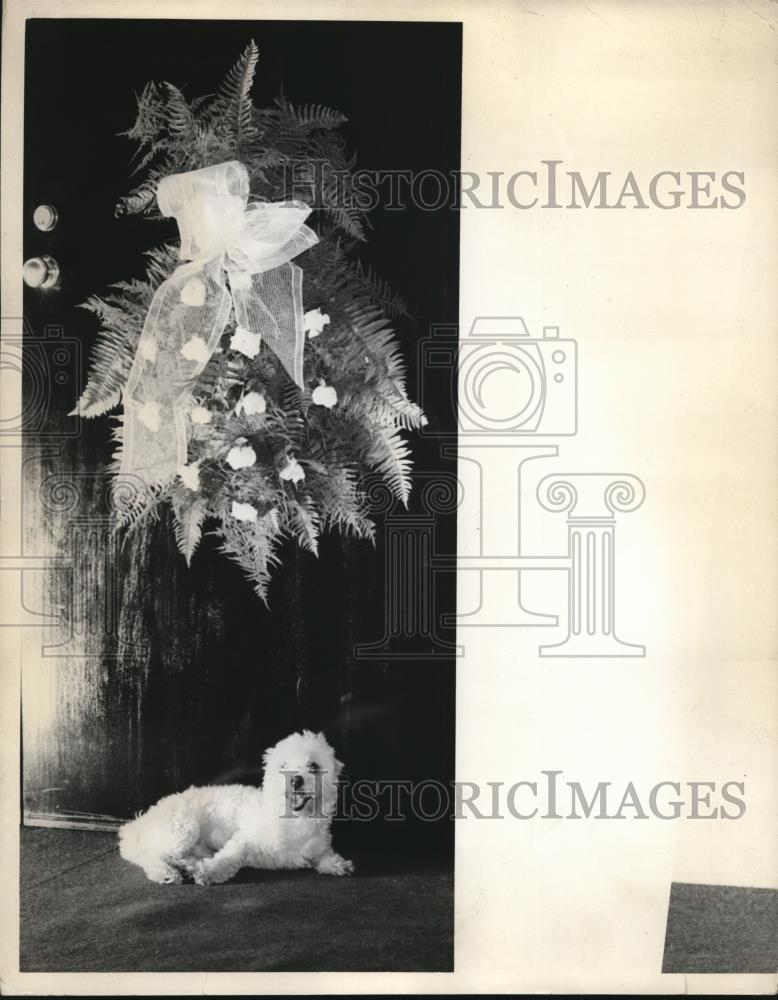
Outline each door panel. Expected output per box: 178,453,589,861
21,18,460,853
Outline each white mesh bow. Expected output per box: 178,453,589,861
121,160,318,485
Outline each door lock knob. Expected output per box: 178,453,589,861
33,204,59,231
23,255,60,289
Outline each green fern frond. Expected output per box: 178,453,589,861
70,388,121,420
210,39,260,151
123,82,166,147
330,306,412,388
265,405,306,452
365,425,413,505
319,468,376,542
172,493,207,565
71,243,179,416
282,494,320,555
338,385,427,431
244,145,290,176
322,204,364,240
142,243,180,286
281,100,348,130
305,241,407,317
215,511,282,606
346,261,409,318
114,182,158,217
158,81,198,139
70,317,140,418
110,477,166,533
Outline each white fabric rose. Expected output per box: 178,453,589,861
312,383,338,409
303,307,330,339
226,442,257,470
180,276,207,307
138,401,161,432
230,325,262,359
189,406,212,425
279,455,305,484
139,337,158,362
181,337,211,363
235,391,267,417
231,500,258,523
178,462,200,492
229,270,252,291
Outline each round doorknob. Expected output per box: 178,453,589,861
33,204,59,231
23,255,60,289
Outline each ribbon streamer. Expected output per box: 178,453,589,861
121,160,318,485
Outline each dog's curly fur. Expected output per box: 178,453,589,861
118,731,354,884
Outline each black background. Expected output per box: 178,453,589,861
23,19,461,856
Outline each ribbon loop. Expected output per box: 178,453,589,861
120,160,318,486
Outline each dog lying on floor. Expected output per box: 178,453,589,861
118,731,354,884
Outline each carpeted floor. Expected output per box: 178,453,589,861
20,827,454,972
662,881,778,974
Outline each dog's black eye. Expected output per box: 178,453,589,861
308,762,320,772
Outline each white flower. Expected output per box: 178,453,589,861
139,337,158,362
312,382,338,409
230,270,252,291
231,500,258,523
181,276,207,307
304,307,330,339
181,337,211,363
178,462,200,492
138,401,161,432
230,325,261,359
189,405,212,425
226,442,257,470
235,391,267,417
279,455,305,484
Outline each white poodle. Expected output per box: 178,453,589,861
118,730,354,884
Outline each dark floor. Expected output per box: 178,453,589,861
20,827,454,972
662,881,778,974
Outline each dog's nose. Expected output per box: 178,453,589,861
291,774,304,791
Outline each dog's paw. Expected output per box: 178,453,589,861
173,864,196,884
316,854,355,877
145,865,183,885
192,861,215,885
192,860,237,885
173,857,199,878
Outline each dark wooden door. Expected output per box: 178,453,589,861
21,19,460,854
